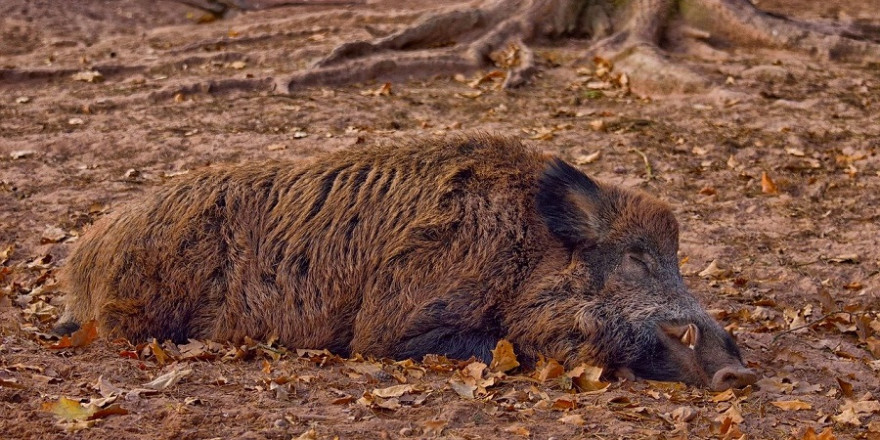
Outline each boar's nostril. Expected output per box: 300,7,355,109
711,366,758,391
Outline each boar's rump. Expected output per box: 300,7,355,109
55,134,756,390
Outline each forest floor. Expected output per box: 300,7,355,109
1,0,879,438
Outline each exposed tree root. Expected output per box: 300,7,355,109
147,77,277,102
169,0,366,18
279,0,880,94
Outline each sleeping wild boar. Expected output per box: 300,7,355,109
55,134,756,391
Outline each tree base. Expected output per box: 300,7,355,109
278,0,880,95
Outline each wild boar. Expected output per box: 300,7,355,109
55,134,756,390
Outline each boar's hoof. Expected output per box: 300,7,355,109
612,367,636,382
53,320,80,336
711,366,758,391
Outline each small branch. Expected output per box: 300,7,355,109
255,343,287,354
166,0,365,17
771,311,863,343
629,148,653,180
792,259,821,267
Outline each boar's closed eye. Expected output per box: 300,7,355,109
627,253,651,272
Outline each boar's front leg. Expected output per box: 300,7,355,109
394,328,500,363
382,296,505,363
503,290,613,370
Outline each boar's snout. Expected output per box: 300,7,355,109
711,366,757,391
631,321,757,390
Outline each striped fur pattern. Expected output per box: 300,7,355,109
56,134,755,390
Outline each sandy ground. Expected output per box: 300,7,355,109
1,0,879,438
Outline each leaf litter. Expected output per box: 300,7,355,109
4,1,880,437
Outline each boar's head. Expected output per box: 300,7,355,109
536,158,756,391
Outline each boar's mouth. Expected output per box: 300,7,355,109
625,322,757,391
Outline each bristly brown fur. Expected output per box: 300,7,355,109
57,134,755,389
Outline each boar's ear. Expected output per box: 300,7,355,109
537,158,603,247
660,322,700,350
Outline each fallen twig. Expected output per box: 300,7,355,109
771,311,864,343
629,148,653,180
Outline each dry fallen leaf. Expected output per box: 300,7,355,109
699,259,730,279
833,406,862,426
149,339,170,365
449,361,496,399
533,357,565,382
552,395,577,410
0,244,12,265
332,395,355,405
771,400,812,411
468,70,506,88
448,378,477,399
296,428,318,440
10,150,35,160
504,425,530,437
865,337,880,358
43,397,127,423
89,405,128,420
558,414,586,426
357,391,401,410
361,82,393,97
528,126,555,141
372,384,416,398
716,402,744,424
489,339,520,373
422,420,447,436
711,389,736,403
95,376,123,398
761,171,778,194
72,70,104,83
802,426,836,440
44,398,90,422
836,377,853,398
178,340,208,360
670,406,698,423
462,362,487,382
828,254,860,264
50,320,98,349
574,150,602,165
143,367,192,390
41,226,67,244
0,369,26,390
567,363,608,392
832,398,880,426
456,90,483,99
785,147,805,157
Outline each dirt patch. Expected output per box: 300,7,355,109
1,0,879,438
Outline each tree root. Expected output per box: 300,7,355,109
281,0,541,92
680,0,880,63
279,0,880,95
168,0,366,18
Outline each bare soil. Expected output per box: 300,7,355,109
1,1,879,438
